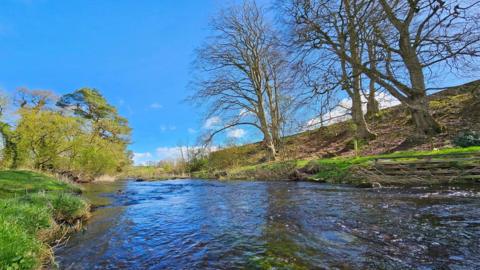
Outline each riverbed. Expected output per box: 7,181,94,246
54,179,480,269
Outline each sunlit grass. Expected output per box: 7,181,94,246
0,171,89,270
224,146,480,182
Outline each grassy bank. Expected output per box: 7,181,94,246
193,146,480,186
119,165,189,181
191,81,480,185
200,81,479,171
0,170,90,270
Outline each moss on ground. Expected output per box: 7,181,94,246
0,170,89,270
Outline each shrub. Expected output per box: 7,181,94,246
49,193,90,224
186,157,208,173
453,130,480,147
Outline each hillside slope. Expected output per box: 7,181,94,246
202,80,480,174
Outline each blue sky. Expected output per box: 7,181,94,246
0,0,267,164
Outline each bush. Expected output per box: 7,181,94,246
453,130,480,147
186,157,208,173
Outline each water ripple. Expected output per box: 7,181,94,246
54,180,480,269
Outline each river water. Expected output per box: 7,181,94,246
54,179,480,269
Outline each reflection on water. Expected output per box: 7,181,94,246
54,180,480,269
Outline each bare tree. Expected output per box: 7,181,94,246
344,0,376,139
365,29,381,118
282,0,480,137
190,1,294,160
282,0,376,140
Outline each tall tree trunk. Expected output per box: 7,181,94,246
407,93,441,137
366,41,379,118
366,82,379,118
263,61,282,158
352,88,375,140
260,122,277,161
340,59,375,141
344,0,375,140
256,88,278,161
266,82,281,149
398,27,441,137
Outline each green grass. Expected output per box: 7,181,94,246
221,146,480,182
311,146,480,182
372,145,480,158
0,170,89,270
0,170,81,199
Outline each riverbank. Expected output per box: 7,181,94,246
0,170,90,270
191,81,480,186
193,146,480,186
118,164,188,181
202,82,477,163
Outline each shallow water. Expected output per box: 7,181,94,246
54,179,480,269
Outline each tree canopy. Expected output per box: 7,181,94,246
0,87,132,181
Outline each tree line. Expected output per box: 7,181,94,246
190,0,480,160
0,88,131,181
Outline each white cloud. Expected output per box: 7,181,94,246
150,102,163,109
132,146,220,165
156,146,219,160
305,93,401,129
203,116,221,129
132,152,153,165
377,91,401,109
188,128,197,134
160,125,177,132
156,147,184,160
227,128,246,138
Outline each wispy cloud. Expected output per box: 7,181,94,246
132,148,182,165
227,128,246,138
132,152,153,165
155,147,185,160
187,128,197,134
150,102,163,109
160,125,177,132
132,145,219,165
203,116,221,129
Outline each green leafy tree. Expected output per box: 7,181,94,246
0,87,132,181
14,108,83,171
55,88,132,179
57,88,131,144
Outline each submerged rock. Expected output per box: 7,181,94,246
289,169,310,181
356,182,375,188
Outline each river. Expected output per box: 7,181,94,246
54,179,480,269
